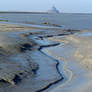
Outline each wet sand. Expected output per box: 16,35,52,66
0,23,92,92
43,30,92,92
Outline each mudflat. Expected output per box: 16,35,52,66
0,23,92,92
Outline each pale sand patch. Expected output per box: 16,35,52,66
0,24,37,32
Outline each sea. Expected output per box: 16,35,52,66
0,13,92,30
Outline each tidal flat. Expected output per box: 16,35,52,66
0,23,92,92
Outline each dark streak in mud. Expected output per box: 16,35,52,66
38,43,60,50
39,33,70,38
38,29,80,39
13,75,21,85
20,43,32,52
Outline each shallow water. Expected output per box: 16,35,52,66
79,32,92,36
1,13,92,29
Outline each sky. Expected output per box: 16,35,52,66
0,0,92,13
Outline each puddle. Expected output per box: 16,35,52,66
79,32,92,37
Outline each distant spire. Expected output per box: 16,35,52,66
47,6,60,14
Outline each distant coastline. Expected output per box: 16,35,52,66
0,11,48,14
0,11,92,15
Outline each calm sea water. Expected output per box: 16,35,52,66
0,13,92,30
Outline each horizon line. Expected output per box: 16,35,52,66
0,11,92,14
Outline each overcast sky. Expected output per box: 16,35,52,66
0,0,92,13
